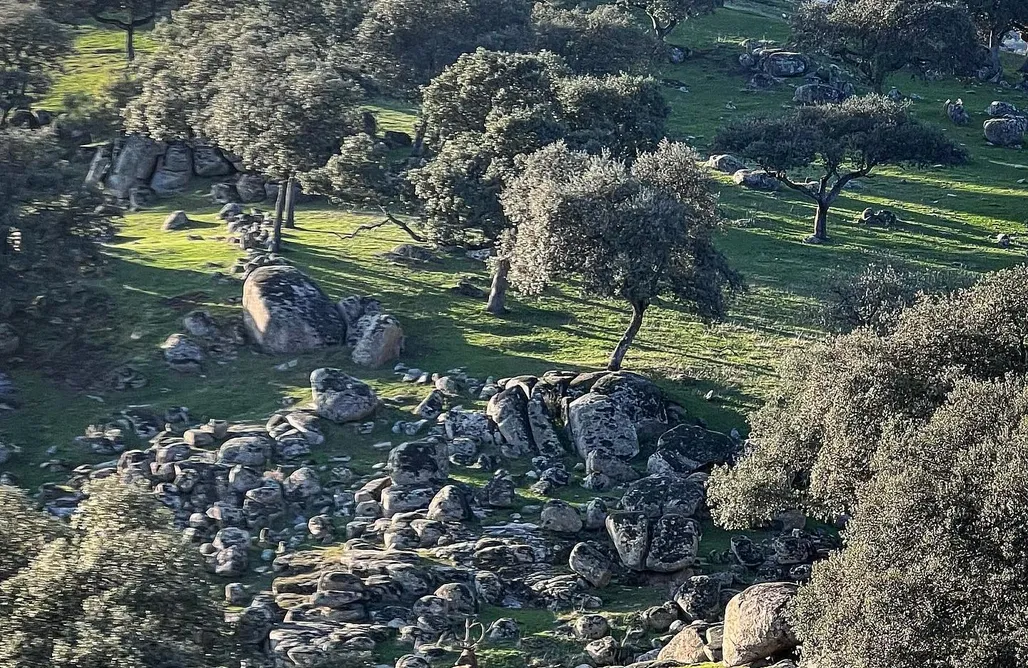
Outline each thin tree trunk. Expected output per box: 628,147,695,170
608,301,648,372
485,257,510,316
811,200,830,241
284,176,296,229
126,23,135,61
271,180,286,253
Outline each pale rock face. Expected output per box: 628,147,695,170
722,582,800,667
243,266,346,354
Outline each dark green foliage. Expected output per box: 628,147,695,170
793,0,980,93
0,486,64,581
354,0,533,92
410,49,670,248
712,95,968,240
0,129,114,315
0,478,232,668
708,265,1028,528
531,4,657,75
822,263,970,334
501,140,741,369
792,375,1028,668
0,0,73,124
965,0,1028,72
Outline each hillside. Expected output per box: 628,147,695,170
2,2,1028,664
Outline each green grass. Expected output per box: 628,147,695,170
4,10,1028,663
42,25,153,109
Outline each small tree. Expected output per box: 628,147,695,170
793,0,980,93
712,95,968,243
127,2,368,251
531,4,657,75
0,478,232,667
84,0,178,61
500,140,741,371
617,0,722,43
354,0,532,92
0,0,73,125
410,49,670,315
965,0,1028,75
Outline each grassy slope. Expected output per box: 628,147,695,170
5,7,1028,659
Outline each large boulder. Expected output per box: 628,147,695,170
732,169,779,191
605,512,649,570
984,116,1028,146
590,372,667,440
236,174,268,203
193,142,234,177
351,314,405,368
722,582,800,667
387,439,448,486
242,266,346,354
648,425,738,475
569,543,613,588
793,83,847,105
150,141,192,195
310,368,379,423
105,136,165,199
645,514,700,572
658,622,711,663
621,474,705,518
568,393,638,460
760,52,807,77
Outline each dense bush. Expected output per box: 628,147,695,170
822,263,970,334
793,376,1028,668
0,478,231,667
708,266,1028,527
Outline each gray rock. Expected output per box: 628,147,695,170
585,636,620,666
193,142,234,177
985,116,1028,146
760,52,807,77
311,368,379,423
182,309,219,338
352,314,405,368
645,514,701,572
945,98,970,125
658,622,710,663
606,512,650,570
486,618,520,645
621,474,705,518
568,393,638,460
150,142,192,195
243,266,346,354
387,439,448,486
574,613,610,640
732,169,779,191
986,100,1019,117
236,174,268,203
674,575,723,622
105,135,164,199
160,334,202,372
162,210,190,231
648,425,738,475
426,484,470,522
540,499,583,533
569,542,613,588
793,83,847,105
707,154,747,174
218,436,272,467
414,390,445,420
722,582,800,667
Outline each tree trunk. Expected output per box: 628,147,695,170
608,301,648,372
271,180,286,253
485,257,510,316
284,176,296,229
811,200,830,241
989,30,1003,77
126,23,135,61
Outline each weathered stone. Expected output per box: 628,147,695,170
540,499,582,533
793,83,847,105
732,169,779,191
674,575,723,622
568,393,639,460
574,614,610,640
658,622,710,663
722,582,800,667
243,266,346,354
585,636,620,666
621,475,705,518
760,52,807,77
605,512,649,570
162,210,190,231
985,116,1028,146
193,142,234,177
310,368,379,423
569,542,613,588
649,425,738,475
150,142,192,195
352,314,405,368
106,135,164,199
160,334,202,372
387,440,448,486
426,484,470,522
707,154,747,174
236,174,267,203
645,514,701,572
